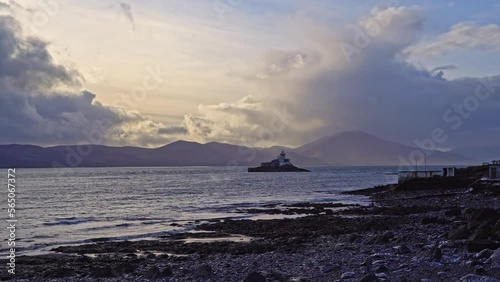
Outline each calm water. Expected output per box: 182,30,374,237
3,166,399,255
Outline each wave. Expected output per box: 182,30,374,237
79,223,133,232
43,217,95,226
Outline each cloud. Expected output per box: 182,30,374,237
430,65,457,79
409,22,500,58
182,114,213,141
2,5,500,150
237,50,315,80
119,2,135,30
0,15,186,147
430,65,457,73
158,125,188,135
0,1,10,10
186,6,500,148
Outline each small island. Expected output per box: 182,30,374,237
248,150,310,172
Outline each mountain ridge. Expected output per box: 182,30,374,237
0,131,476,168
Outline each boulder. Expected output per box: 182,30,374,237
449,225,470,240
467,240,500,252
475,249,494,259
430,246,443,261
469,224,492,241
359,273,378,282
466,209,499,232
491,248,500,269
143,266,161,279
161,266,173,277
243,271,266,282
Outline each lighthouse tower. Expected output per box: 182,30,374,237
277,150,291,167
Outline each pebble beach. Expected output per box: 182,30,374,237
3,184,500,282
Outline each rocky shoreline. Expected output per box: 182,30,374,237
3,184,500,281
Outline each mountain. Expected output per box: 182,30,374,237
295,131,475,166
449,146,500,163
0,131,475,168
0,141,323,168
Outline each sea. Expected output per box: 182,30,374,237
3,166,402,256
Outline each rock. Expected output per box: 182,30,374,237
475,249,494,259
375,264,388,273
341,272,355,279
466,209,499,231
473,260,485,267
459,274,498,282
449,225,470,240
375,232,394,244
467,240,500,252
491,248,500,269
445,208,462,217
193,264,213,279
430,246,442,261
394,244,411,254
143,266,161,279
474,266,487,275
90,266,115,278
469,224,492,241
161,266,173,277
359,273,378,282
243,271,266,282
372,260,387,266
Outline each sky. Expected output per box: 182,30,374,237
0,0,499,150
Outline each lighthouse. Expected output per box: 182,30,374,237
248,150,309,172
277,150,291,167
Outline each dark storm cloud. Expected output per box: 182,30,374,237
0,15,181,146
200,6,500,148
0,17,77,90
